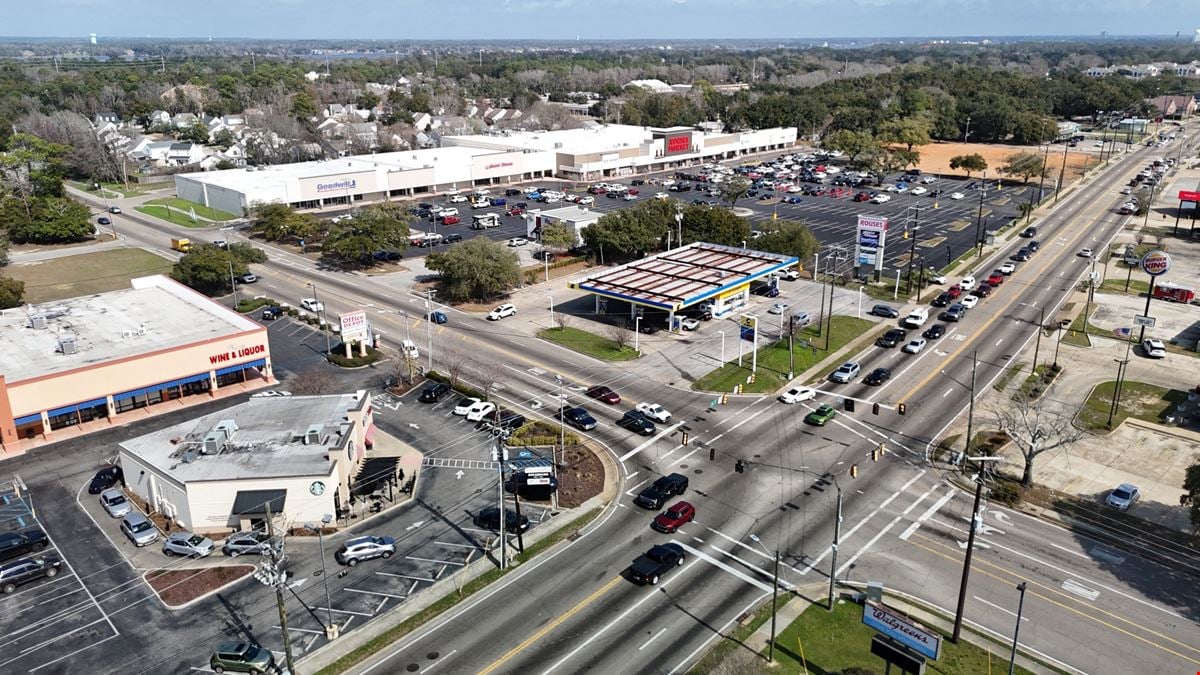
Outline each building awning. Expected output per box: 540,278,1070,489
364,424,378,448
47,397,109,418
215,358,267,377
231,489,287,516
351,457,399,497
13,413,42,426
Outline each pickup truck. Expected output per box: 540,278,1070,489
635,402,671,423
628,544,685,585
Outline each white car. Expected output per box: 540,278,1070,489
300,298,324,312
1078,248,1093,258
453,397,481,416
778,386,817,404
959,276,976,291
1141,338,1166,359
439,207,459,218
449,195,468,203
928,273,947,284
950,192,965,200
779,269,800,281
1120,186,1132,195
466,401,497,422
578,196,594,206
623,193,637,201
679,317,700,331
635,402,671,423
903,338,928,354
910,187,927,196
999,262,1016,275
654,192,669,200
488,303,516,320
506,238,528,247
871,194,892,204
768,302,790,315
920,176,936,184
960,295,980,309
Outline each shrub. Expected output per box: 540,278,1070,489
328,346,383,368
991,480,1021,506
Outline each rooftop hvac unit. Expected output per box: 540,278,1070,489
201,431,226,454
304,424,327,446
30,315,47,330
59,336,77,355
180,451,198,464
212,419,239,442
138,324,147,335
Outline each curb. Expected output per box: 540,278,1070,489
143,564,256,611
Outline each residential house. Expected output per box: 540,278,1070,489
415,131,437,149
1175,62,1200,78
1149,95,1197,119
171,112,199,129
95,124,130,154
94,111,121,126
130,140,175,165
167,142,204,166
147,110,172,128
346,122,379,150
411,112,432,130
1117,64,1160,80
1085,66,1115,78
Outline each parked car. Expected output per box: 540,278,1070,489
162,532,215,558
651,501,695,534
121,512,159,547
100,488,132,518
506,237,528,247
210,641,276,674
487,304,516,321
260,306,282,321
0,528,48,563
453,397,481,416
1141,338,1166,359
474,507,530,532
779,386,817,404
335,535,396,566
0,556,62,595
465,401,497,422
1105,483,1140,510
634,473,689,510
805,404,837,426
419,382,451,403
628,543,685,586
679,316,700,331
88,465,123,494
586,385,621,404
618,410,656,435
221,532,279,557
444,234,463,243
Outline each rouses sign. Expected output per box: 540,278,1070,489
862,601,942,660
1140,250,1171,276
857,215,889,232
1178,190,1200,203
665,135,691,155
317,179,357,193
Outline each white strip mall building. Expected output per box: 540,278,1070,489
174,124,797,215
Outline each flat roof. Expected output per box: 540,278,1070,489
447,124,651,155
0,275,261,383
178,146,499,190
569,242,798,310
119,392,366,482
532,204,601,223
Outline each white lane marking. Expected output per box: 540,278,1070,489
973,595,1027,621
704,527,806,576
899,488,956,541
344,588,406,599
626,471,639,481
28,633,119,673
676,542,773,592
867,328,957,400
624,478,650,496
943,388,953,398
669,448,700,466
995,339,1004,346
1062,578,1100,602
705,404,774,444
638,628,667,651
666,591,770,675
422,649,458,675
837,483,944,576
539,559,702,675
800,470,927,575
709,546,796,591
1049,542,1091,559
375,572,434,582
712,396,770,428
619,422,684,462
273,625,325,635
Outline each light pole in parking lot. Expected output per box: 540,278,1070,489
305,515,338,640
547,293,555,328
717,330,725,363
634,315,642,353
424,289,436,372
674,205,684,248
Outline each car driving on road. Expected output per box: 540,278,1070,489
634,473,688,510
805,404,837,426
830,361,861,383
779,386,817,404
628,543,685,586
335,536,396,566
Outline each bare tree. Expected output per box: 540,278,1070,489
466,356,505,401
554,311,572,331
989,391,1084,487
18,110,124,182
441,348,468,389
606,323,633,350
287,368,337,395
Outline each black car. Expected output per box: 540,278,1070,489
631,179,646,186
972,283,993,298
418,382,451,403
864,367,891,386
628,543,685,586
444,234,463,244
260,306,282,321
474,507,530,532
876,328,908,348
931,292,952,307
626,318,660,334
0,556,62,594
97,216,111,225
923,324,946,340
0,529,48,563
495,411,527,432
633,473,688,510
618,410,656,436
1028,240,1041,252
871,304,900,318
751,284,780,298
373,250,403,262
1012,249,1031,262
88,466,123,494
558,405,598,432
504,188,522,196
1020,227,1037,238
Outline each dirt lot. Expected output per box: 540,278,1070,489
556,444,604,508
146,565,254,607
912,141,1095,183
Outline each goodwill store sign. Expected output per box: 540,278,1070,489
317,179,358,193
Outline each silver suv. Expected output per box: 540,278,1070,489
120,512,159,547
334,535,396,566
830,361,860,383
162,532,214,558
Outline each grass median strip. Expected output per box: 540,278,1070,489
315,506,602,675
537,326,639,361
1077,380,1188,431
144,197,239,222
692,316,875,393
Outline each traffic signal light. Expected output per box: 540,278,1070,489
898,402,907,415
872,448,879,462
681,432,690,446
735,460,745,474
872,402,881,415
850,464,859,478
721,393,729,405
709,448,716,461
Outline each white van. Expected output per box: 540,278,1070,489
903,307,929,328
401,339,419,361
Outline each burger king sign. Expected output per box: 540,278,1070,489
1140,250,1171,277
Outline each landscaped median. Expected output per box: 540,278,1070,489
691,316,876,393
136,197,239,227
537,326,640,361
1077,380,1190,431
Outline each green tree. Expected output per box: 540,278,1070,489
1010,113,1057,146
291,91,318,121
879,117,932,153
250,202,322,243
170,243,243,296
754,220,820,262
717,177,752,208
8,196,92,243
1000,152,1046,183
227,242,268,266
179,121,210,144
1183,462,1200,529
0,231,10,266
539,221,575,252
822,129,878,165
321,202,411,266
212,128,236,149
866,147,917,183
356,92,382,111
583,200,673,259
948,153,988,178
426,238,520,302
0,276,23,309
680,204,751,246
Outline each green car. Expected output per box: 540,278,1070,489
805,404,837,426
210,641,275,674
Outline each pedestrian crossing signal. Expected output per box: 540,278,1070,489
709,448,716,461
898,402,907,415
850,464,859,478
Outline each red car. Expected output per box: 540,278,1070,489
586,385,621,404
651,501,695,533
854,192,872,202
627,188,639,195
441,215,460,225
946,284,963,299
506,207,524,217
987,272,1004,286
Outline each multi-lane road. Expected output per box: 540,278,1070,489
60,132,1200,675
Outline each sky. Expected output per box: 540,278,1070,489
4,0,1196,41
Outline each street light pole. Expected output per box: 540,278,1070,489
749,534,780,662
634,315,641,353
827,479,842,611
1008,582,1028,675
305,515,338,640
425,289,435,372
308,282,333,358
548,293,555,328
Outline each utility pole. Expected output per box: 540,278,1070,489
1032,306,1045,373
1056,141,1069,204
787,315,795,380
770,550,780,661
493,413,508,569
228,261,239,310
952,463,986,643
827,479,843,611
256,502,296,674
964,351,978,458
974,186,988,256
425,289,435,372
1106,357,1127,428
904,206,921,294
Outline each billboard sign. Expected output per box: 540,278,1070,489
862,601,941,660
339,310,370,343
1178,190,1200,203
1140,250,1171,276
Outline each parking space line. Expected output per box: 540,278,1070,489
345,588,407,599
4,616,108,665
274,624,325,635
405,555,464,566
314,606,374,617
409,580,419,595
33,523,117,634
376,571,433,582
375,597,388,613
28,633,119,673
432,541,483,549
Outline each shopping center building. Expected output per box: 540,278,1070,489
173,124,796,214
0,275,274,456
